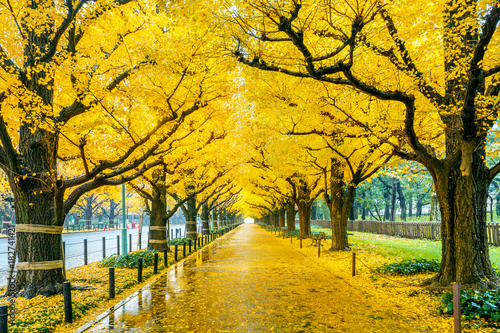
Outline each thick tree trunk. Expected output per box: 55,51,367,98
279,209,285,230
12,127,66,298
148,173,168,251
212,207,218,230
429,154,498,288
286,201,295,231
184,196,197,240
328,186,355,251
109,199,116,229
201,203,210,235
297,201,311,238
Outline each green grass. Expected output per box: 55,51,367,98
312,227,500,269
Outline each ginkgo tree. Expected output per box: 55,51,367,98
229,0,500,288
0,0,230,297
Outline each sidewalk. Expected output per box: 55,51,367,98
84,223,425,332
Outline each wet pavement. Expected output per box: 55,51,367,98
86,223,421,332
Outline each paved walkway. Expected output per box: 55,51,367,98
87,224,422,332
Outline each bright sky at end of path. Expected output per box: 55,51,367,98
244,217,254,223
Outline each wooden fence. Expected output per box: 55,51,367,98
310,220,500,247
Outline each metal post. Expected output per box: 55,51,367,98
117,235,120,256
189,239,192,253
138,258,143,282
154,253,158,274
194,238,197,250
171,229,173,239
352,252,356,277
138,233,142,250
121,183,128,255
318,238,321,258
453,283,461,333
183,243,186,257
109,267,115,299
102,237,106,259
164,249,168,266
0,305,7,333
84,239,88,265
129,234,132,253
63,281,72,323
174,245,178,261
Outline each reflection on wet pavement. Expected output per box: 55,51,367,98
88,224,419,332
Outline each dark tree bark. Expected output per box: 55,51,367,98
390,178,397,221
201,203,210,236
396,180,407,221
212,207,218,230
310,202,317,220
286,201,296,231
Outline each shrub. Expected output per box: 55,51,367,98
376,259,440,275
439,290,500,323
98,249,157,268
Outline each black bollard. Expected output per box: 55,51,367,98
117,235,120,256
138,258,143,282
154,253,158,274
198,237,201,247
139,233,142,250
109,267,115,299
102,237,106,259
183,243,186,257
189,239,192,253
194,238,197,250
0,305,6,333
174,245,178,261
164,249,168,266
63,281,72,323
84,239,88,265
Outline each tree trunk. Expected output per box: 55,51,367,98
390,178,397,221
408,193,413,217
383,187,390,221
148,172,168,251
184,196,197,240
416,200,422,217
212,207,218,230
397,180,407,221
430,189,439,221
279,209,285,230
297,201,311,238
310,202,317,221
201,203,210,236
429,145,498,288
286,201,295,231
12,128,66,298
109,199,116,229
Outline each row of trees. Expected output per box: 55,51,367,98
2,0,500,296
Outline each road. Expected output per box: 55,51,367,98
84,223,422,333
0,224,189,286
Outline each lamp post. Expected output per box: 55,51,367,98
122,183,128,255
